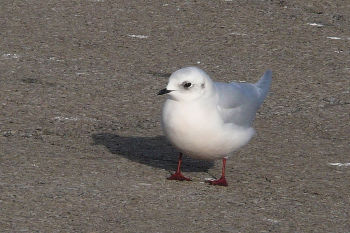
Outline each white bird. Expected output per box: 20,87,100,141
158,67,272,186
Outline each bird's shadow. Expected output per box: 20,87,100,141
91,133,214,172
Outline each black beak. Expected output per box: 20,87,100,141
158,88,172,95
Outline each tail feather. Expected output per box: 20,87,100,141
255,70,272,105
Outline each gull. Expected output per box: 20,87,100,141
158,67,272,186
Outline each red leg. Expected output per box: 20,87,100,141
167,153,191,181
208,158,228,186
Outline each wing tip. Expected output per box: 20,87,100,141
257,70,272,88
264,69,272,78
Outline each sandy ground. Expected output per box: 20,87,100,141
1,0,349,232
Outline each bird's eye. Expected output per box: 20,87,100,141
183,82,192,88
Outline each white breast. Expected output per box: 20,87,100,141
161,99,255,160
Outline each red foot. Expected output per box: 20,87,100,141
208,176,228,186
167,172,191,181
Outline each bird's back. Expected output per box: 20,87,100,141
216,70,272,127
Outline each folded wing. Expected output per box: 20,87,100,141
215,70,272,127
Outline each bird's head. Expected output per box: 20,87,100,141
158,67,214,102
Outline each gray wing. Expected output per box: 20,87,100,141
215,70,272,127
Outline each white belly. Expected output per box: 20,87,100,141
161,99,255,160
